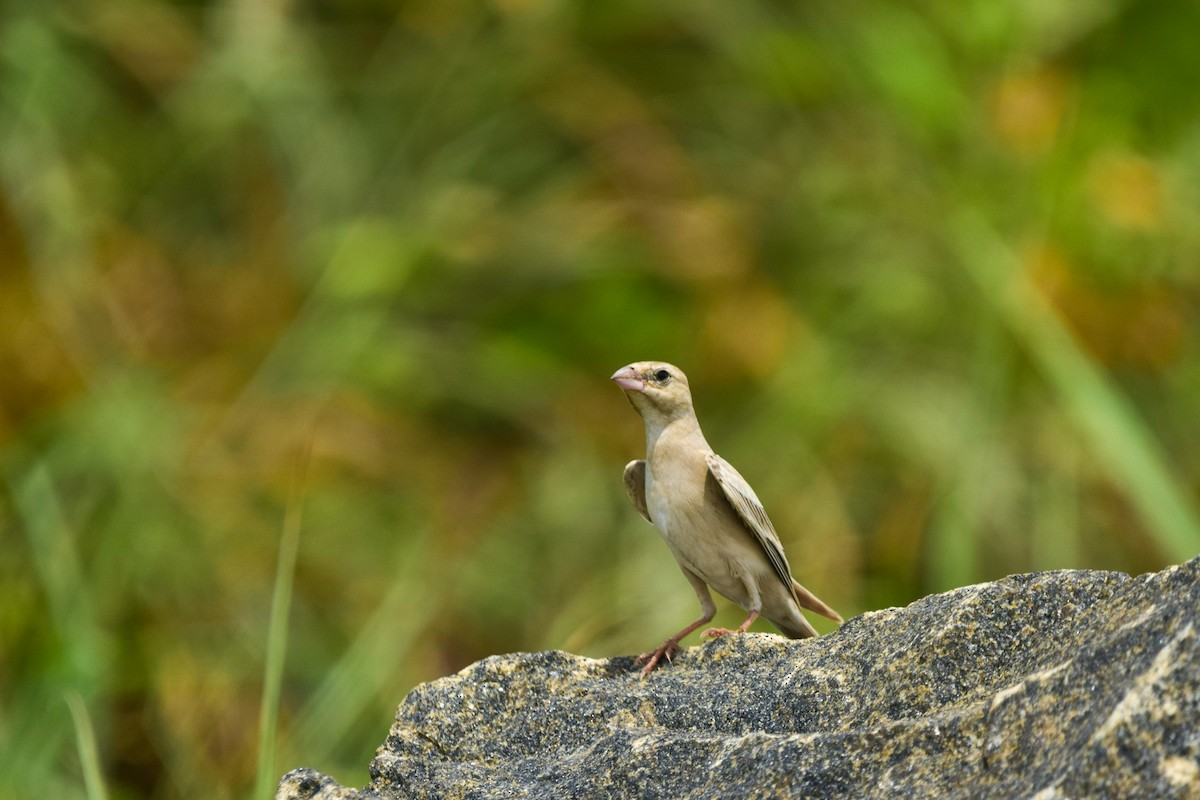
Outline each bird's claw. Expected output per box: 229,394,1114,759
635,639,678,678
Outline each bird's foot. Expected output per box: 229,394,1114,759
702,610,758,640
635,638,679,678
700,626,740,640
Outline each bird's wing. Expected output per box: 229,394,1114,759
623,460,652,524
705,452,795,596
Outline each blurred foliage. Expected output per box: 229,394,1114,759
1,0,1199,798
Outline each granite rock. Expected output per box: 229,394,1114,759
276,558,1200,799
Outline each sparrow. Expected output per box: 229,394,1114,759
612,361,842,677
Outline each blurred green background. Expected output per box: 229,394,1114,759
2,0,1199,798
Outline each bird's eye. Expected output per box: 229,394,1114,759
654,369,671,383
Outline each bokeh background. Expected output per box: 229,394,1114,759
2,1,1199,798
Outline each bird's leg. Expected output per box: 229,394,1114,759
702,608,759,639
636,568,715,678
703,578,762,639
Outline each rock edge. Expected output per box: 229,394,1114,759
277,558,1200,799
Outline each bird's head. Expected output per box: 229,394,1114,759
611,361,694,423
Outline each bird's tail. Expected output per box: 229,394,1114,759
792,580,844,624
775,614,820,639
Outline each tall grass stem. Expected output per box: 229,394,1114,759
254,444,311,800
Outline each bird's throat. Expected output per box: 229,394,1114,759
643,414,707,464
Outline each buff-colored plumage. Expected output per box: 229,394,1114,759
612,361,841,676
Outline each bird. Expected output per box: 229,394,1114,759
612,361,842,677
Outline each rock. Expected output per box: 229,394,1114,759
276,558,1200,799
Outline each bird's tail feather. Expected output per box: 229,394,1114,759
792,580,844,623
776,614,820,639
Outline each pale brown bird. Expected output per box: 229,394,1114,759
612,361,842,677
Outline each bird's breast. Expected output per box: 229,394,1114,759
644,456,707,539
646,457,732,562
644,447,772,609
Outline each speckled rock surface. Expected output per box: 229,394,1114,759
277,558,1200,799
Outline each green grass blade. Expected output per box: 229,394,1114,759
254,449,309,800
952,211,1200,563
65,691,108,800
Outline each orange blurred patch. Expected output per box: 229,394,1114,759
538,64,751,282
1024,242,1186,370
1086,151,1165,232
988,68,1070,157
701,281,797,378
83,0,201,94
154,647,260,795
0,205,85,443
647,196,753,282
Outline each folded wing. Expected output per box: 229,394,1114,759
706,453,841,622
623,459,652,524
705,453,794,593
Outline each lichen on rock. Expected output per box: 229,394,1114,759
277,557,1200,799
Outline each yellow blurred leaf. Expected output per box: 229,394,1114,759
1024,240,1185,369
989,67,1070,157
702,281,795,378
1086,150,1165,231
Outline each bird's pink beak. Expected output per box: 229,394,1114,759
611,366,646,393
